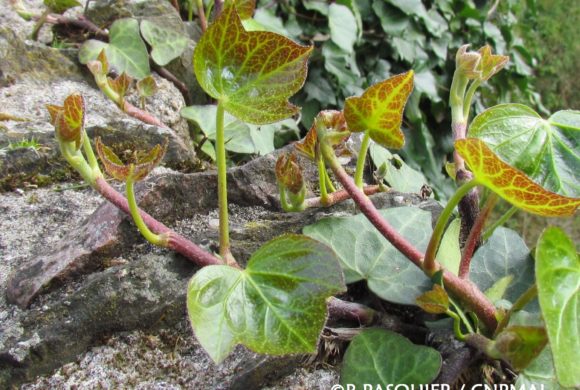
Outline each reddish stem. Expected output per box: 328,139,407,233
459,194,498,278
304,185,382,208
95,177,222,267
324,151,498,331
122,101,167,128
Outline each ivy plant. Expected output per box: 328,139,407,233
41,1,579,388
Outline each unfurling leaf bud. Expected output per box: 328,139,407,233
95,137,168,182
108,72,133,101
275,152,304,195
455,45,482,80
46,93,85,149
478,45,509,81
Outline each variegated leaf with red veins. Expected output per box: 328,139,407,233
275,152,304,194
46,93,85,148
344,71,414,149
193,4,312,124
478,45,509,81
224,0,256,19
455,138,580,216
108,72,132,100
95,137,168,182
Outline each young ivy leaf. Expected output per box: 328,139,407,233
294,125,317,161
136,76,158,98
140,20,188,67
46,93,85,148
187,234,345,363
193,4,313,124
478,45,509,81
344,71,414,149
275,152,304,194
468,104,580,197
108,72,132,100
224,0,256,19
95,137,167,182
536,227,580,388
455,138,580,216
44,0,80,14
416,284,449,314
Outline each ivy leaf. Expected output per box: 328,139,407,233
140,20,188,66
328,4,358,54
224,0,256,19
456,138,580,216
516,346,570,390
108,72,132,100
435,218,461,275
294,124,317,161
468,104,580,197
95,137,167,182
193,4,312,124
304,207,433,305
492,326,548,371
79,18,150,79
187,234,345,363
136,76,158,98
478,45,509,81
344,71,414,149
181,104,291,155
416,284,449,314
369,142,428,193
536,227,580,388
340,329,441,386
275,152,304,195
469,227,536,308
44,0,80,14
46,93,85,148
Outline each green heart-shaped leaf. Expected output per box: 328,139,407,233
79,18,150,79
536,227,580,388
182,104,295,155
456,138,580,216
344,71,414,149
187,234,345,363
193,5,312,124
140,20,188,66
516,346,570,390
469,227,536,308
304,207,433,305
468,104,580,197
340,329,441,386
136,76,158,98
369,142,428,193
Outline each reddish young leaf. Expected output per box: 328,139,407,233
478,45,509,81
46,93,85,148
108,72,132,99
344,71,414,149
193,4,313,124
95,137,167,182
416,284,449,314
225,0,256,19
275,152,304,194
294,125,317,161
455,44,482,79
456,138,580,216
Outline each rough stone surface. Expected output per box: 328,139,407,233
1,145,442,387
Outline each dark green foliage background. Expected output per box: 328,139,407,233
255,0,543,198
